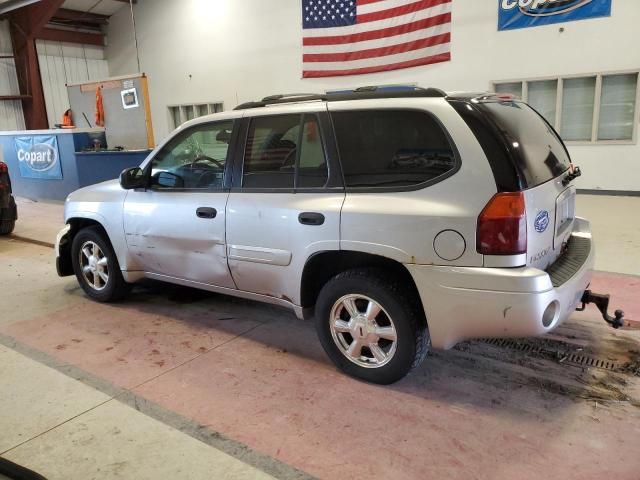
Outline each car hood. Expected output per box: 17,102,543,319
66,179,124,203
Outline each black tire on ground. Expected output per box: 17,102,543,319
0,197,16,235
314,268,430,385
71,225,130,302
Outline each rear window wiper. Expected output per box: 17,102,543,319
562,164,582,187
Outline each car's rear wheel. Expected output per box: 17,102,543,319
71,226,130,302
314,268,429,384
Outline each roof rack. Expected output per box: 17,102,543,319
234,86,447,110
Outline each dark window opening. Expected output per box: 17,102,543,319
331,109,456,189
453,99,570,190
242,114,328,189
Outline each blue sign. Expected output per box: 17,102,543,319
15,136,63,180
498,0,611,31
534,210,550,233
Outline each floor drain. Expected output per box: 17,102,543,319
455,338,620,371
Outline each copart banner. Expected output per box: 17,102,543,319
498,0,612,31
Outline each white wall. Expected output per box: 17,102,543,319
0,20,25,131
37,40,110,128
106,0,640,191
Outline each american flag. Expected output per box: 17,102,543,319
302,0,452,78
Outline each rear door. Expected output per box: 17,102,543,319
461,99,575,269
225,106,344,304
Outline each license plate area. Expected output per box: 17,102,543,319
554,187,575,248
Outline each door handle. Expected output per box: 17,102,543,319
196,207,217,219
298,212,325,226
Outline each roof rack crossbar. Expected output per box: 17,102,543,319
234,87,447,110
261,93,321,101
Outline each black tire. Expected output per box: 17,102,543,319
0,197,16,235
71,226,130,302
314,268,430,384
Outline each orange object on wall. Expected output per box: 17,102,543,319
95,87,105,127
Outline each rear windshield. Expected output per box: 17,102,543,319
453,100,570,190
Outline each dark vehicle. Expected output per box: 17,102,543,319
0,161,17,235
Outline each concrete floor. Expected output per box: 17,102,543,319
1,195,639,479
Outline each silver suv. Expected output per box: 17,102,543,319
55,87,619,384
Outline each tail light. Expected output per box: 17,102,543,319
477,192,527,255
0,162,7,173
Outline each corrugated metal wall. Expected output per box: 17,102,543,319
0,20,26,131
37,40,109,128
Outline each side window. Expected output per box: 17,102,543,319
149,120,233,189
298,115,328,188
243,115,299,189
331,110,456,188
242,114,329,189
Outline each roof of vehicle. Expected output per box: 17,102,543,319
234,85,447,110
233,86,509,111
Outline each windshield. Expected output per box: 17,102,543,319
476,100,570,189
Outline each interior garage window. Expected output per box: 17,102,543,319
493,71,639,143
495,82,522,99
561,77,596,141
168,102,224,129
528,80,558,129
598,73,638,141
331,110,456,189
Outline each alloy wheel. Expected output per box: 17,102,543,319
79,240,109,291
329,294,398,368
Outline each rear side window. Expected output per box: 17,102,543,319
471,101,570,189
242,114,329,189
243,115,298,189
331,110,456,189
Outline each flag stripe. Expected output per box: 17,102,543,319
357,0,432,15
303,3,451,38
358,0,450,24
357,0,386,6
304,32,449,62
303,52,450,78
303,41,450,70
303,21,449,53
303,11,450,46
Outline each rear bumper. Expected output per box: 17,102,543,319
407,217,594,350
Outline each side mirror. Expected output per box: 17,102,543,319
120,167,146,190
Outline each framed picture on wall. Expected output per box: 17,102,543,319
121,88,139,109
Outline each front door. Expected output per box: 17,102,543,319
225,108,344,304
123,118,237,288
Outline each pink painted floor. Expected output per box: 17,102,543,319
2,272,640,479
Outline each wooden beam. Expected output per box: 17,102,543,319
38,27,105,46
51,8,109,27
11,0,67,37
0,95,32,100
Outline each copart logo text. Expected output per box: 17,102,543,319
17,143,58,172
501,0,593,16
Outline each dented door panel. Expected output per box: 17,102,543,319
123,190,235,288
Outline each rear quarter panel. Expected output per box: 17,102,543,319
331,98,496,266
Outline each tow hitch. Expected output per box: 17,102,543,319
577,290,637,329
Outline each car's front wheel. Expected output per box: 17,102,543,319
314,268,430,384
71,226,130,302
